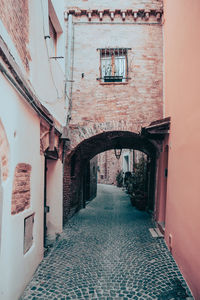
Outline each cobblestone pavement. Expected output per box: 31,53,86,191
21,184,193,300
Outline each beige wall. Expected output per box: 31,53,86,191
164,0,200,298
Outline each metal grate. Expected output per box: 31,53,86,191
97,48,131,82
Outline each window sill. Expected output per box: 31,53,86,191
99,82,129,86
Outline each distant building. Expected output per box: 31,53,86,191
97,149,144,185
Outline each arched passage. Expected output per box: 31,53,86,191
63,130,158,222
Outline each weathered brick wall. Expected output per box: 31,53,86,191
64,0,163,221
66,0,162,10
0,0,31,71
11,163,31,215
63,150,83,221
98,151,122,185
66,0,163,149
98,149,136,185
63,153,97,221
69,24,163,128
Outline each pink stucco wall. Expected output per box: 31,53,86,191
164,0,200,298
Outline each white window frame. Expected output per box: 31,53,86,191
98,48,130,83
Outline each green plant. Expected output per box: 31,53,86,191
127,156,148,210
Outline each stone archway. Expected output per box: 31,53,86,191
63,130,158,222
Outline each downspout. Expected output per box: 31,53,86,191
65,13,73,123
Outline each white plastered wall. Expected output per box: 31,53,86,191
0,71,44,300
29,0,67,125
0,2,65,297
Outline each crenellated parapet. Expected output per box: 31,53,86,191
64,8,163,23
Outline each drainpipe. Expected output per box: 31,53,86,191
66,13,73,123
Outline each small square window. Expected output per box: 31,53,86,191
98,48,130,83
24,214,34,254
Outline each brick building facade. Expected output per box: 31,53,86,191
63,0,163,221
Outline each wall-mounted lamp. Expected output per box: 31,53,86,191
114,148,122,160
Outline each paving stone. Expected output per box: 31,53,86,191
21,184,193,300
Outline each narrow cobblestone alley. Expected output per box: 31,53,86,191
21,185,193,300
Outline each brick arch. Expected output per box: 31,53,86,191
0,119,9,181
67,130,157,162
68,120,150,151
63,129,157,222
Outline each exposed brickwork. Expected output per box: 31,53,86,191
11,163,31,215
69,121,148,151
0,120,9,181
98,151,122,185
66,0,163,11
63,157,97,221
98,150,144,185
64,0,163,222
63,131,158,222
63,151,83,221
67,15,163,150
0,0,31,71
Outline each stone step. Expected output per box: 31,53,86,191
149,227,164,238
